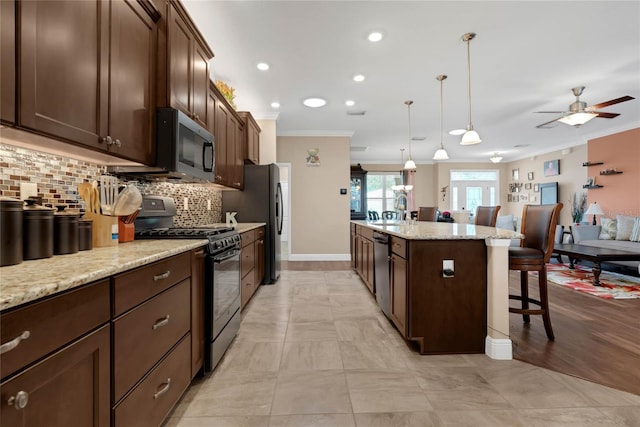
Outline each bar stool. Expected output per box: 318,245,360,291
509,203,563,340
417,207,438,222
474,206,501,227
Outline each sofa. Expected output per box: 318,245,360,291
570,215,640,273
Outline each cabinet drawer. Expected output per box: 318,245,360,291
113,279,190,402
114,333,191,427
113,252,190,316
241,268,255,308
358,226,374,240
0,280,110,380
255,226,265,240
391,236,407,258
241,229,256,247
241,241,255,278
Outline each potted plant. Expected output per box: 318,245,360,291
570,192,587,224
214,80,236,109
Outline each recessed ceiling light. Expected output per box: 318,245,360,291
257,62,269,71
449,129,466,136
368,32,383,42
303,98,327,108
271,102,280,108
353,74,365,82
345,100,355,107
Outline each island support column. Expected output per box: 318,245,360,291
484,238,513,359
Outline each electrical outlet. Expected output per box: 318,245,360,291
183,197,189,211
443,260,454,278
207,200,211,211
20,183,38,200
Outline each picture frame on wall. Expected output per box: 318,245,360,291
508,194,513,202
528,171,534,181
512,168,520,180
534,183,540,192
544,159,560,177
525,183,532,190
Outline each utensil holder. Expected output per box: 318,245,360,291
84,212,118,247
118,221,135,243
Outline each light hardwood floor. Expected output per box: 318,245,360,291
165,265,640,427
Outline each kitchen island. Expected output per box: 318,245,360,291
351,220,521,360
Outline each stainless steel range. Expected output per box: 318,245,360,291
135,196,241,373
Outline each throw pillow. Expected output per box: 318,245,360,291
600,217,617,240
495,215,514,231
615,215,636,241
630,217,640,242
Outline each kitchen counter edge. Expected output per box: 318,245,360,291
352,220,523,240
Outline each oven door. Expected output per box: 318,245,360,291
207,244,241,340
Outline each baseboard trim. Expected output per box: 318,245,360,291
485,336,513,360
287,253,351,261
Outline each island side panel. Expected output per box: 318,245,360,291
408,239,487,354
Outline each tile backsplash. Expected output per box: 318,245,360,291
0,143,223,226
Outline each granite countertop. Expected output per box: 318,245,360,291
0,239,208,312
352,220,522,240
203,222,266,233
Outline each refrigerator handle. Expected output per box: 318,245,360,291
276,182,283,235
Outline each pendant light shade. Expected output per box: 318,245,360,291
404,100,416,170
460,32,481,145
392,149,414,191
489,152,503,163
433,74,449,160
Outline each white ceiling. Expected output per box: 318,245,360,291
183,1,640,165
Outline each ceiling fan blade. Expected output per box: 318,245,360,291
588,95,635,110
593,112,620,119
536,117,563,129
534,111,570,114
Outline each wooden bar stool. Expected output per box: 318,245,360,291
509,203,563,340
475,206,501,226
417,207,438,222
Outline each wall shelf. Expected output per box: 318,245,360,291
583,184,604,189
582,162,604,166
600,170,623,175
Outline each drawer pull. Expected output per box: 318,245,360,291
0,331,30,355
7,391,29,410
152,315,171,330
153,271,171,281
153,378,171,399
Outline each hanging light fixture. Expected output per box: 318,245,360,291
433,75,450,160
489,152,503,163
392,149,414,191
460,32,481,145
404,100,416,170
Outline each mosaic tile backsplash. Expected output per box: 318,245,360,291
0,143,223,226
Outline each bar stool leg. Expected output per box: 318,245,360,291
539,265,555,340
520,270,530,323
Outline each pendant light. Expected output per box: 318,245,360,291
433,75,449,160
404,100,416,170
392,149,414,191
489,152,503,163
460,32,482,145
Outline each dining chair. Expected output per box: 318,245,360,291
417,207,438,222
368,210,380,221
381,210,397,220
509,203,563,340
474,205,501,227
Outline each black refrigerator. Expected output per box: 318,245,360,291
222,164,282,283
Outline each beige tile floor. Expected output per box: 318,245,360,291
165,270,640,427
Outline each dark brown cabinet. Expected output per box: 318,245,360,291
390,251,408,336
354,225,375,293
238,111,261,165
190,247,206,378
18,0,158,164
166,0,212,129
0,0,15,124
240,227,265,309
254,227,265,286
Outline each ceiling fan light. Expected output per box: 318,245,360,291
433,148,449,160
489,153,503,163
404,159,416,170
558,112,598,126
460,129,482,145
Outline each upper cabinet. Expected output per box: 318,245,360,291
165,0,212,130
238,111,261,165
0,0,15,125
17,0,158,165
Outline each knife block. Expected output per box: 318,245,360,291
118,221,135,243
84,212,118,247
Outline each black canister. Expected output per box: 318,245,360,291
78,218,93,251
1,197,24,266
54,205,79,255
23,199,54,260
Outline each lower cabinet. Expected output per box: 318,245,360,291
240,226,265,309
354,225,375,293
390,252,408,336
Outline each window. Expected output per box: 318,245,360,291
366,172,400,216
450,170,499,212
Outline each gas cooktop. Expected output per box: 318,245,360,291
134,227,234,239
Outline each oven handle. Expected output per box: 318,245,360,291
213,248,240,263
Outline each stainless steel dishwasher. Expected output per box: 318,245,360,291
373,231,391,318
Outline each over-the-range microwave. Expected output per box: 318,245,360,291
108,108,214,182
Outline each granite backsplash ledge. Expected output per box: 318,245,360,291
0,143,223,227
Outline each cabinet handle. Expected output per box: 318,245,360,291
234,182,241,186
7,391,29,410
114,138,122,147
153,378,171,399
101,135,113,145
153,271,171,281
0,331,30,355
152,315,170,330
194,249,206,258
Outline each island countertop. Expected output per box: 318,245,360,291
351,220,522,240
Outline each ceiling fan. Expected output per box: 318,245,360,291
535,86,634,129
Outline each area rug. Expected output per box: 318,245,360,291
545,263,640,299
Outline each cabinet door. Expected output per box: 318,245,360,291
191,43,209,128
213,96,229,185
227,114,243,189
19,0,109,148
254,229,265,286
108,0,156,164
365,239,375,292
0,325,110,427
167,6,192,118
190,248,206,378
0,0,15,124
390,254,408,336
